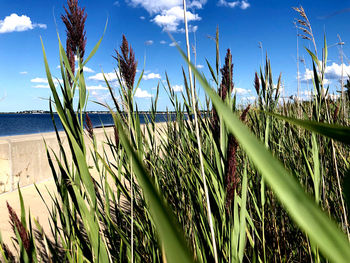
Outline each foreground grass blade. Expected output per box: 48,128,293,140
112,110,195,263
267,112,350,145
178,49,350,263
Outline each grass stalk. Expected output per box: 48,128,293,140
183,1,218,262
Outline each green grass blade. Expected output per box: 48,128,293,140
267,112,350,145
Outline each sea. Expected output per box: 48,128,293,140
0,113,173,137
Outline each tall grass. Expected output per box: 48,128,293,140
1,2,350,263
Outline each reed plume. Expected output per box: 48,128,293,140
61,0,87,75
333,104,340,123
84,113,94,139
7,202,31,259
113,35,138,90
225,105,251,211
293,6,317,55
219,48,233,100
212,49,234,139
114,125,119,147
2,243,15,262
254,72,260,95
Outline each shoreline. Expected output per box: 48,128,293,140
0,123,167,195
0,127,116,194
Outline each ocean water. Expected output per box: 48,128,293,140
0,113,172,137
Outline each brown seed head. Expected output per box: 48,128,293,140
220,49,234,100
2,243,15,262
84,113,94,139
114,125,119,147
254,72,260,95
7,202,31,257
225,105,251,211
113,35,138,90
61,0,87,73
66,41,75,75
333,104,340,123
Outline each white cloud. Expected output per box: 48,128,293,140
20,71,28,75
135,88,152,98
88,72,119,82
143,73,161,80
190,25,198,32
172,84,183,92
31,77,48,83
299,68,313,83
169,41,181,47
140,16,146,20
189,0,207,9
152,6,201,32
113,1,120,6
90,91,112,103
127,1,204,32
56,65,95,73
242,96,256,102
301,63,350,83
233,88,250,94
299,89,339,100
240,1,250,9
36,24,47,29
300,90,312,99
32,84,50,89
160,40,167,44
218,0,250,9
127,0,185,14
80,66,95,73
0,13,47,33
31,77,62,85
86,85,108,90
196,64,204,69
325,63,350,79
145,40,154,46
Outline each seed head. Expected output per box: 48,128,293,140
225,105,250,211
219,49,234,100
113,35,138,90
212,49,234,140
114,125,119,147
61,0,87,74
84,113,94,139
333,104,340,123
7,202,31,258
254,72,260,95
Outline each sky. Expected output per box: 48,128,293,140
0,0,349,112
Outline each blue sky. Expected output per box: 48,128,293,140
0,0,349,112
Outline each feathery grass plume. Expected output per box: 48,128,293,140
212,49,234,139
211,106,220,140
6,202,31,258
225,105,251,211
219,48,233,100
254,72,260,95
84,113,94,139
66,41,75,75
61,0,87,75
293,6,317,55
333,104,340,123
2,243,15,262
114,125,119,146
113,35,138,90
